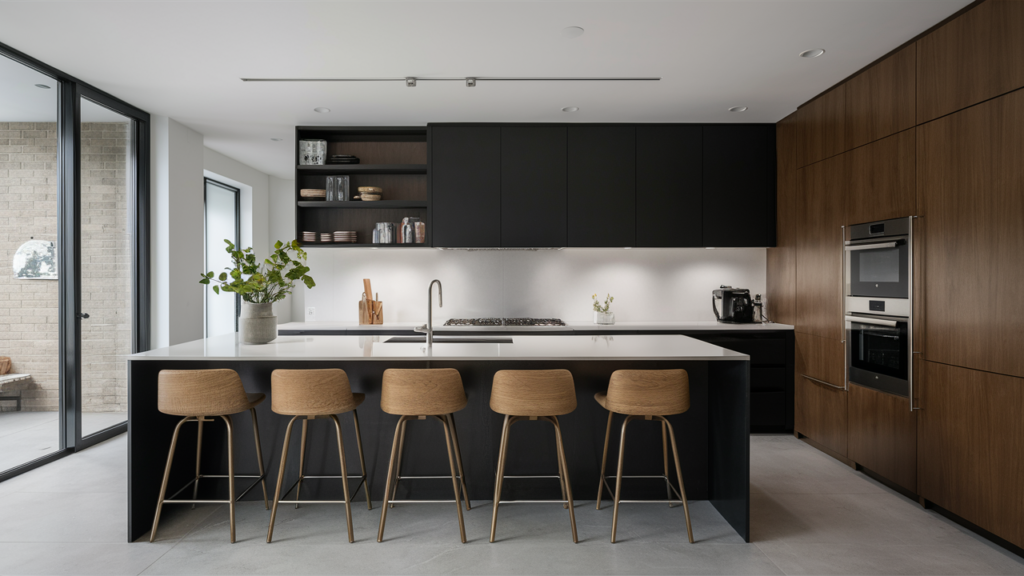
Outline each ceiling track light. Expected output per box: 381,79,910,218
242,76,660,84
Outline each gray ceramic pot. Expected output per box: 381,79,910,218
240,302,277,344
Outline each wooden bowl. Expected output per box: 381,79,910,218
359,193,382,201
358,186,383,193
300,188,326,199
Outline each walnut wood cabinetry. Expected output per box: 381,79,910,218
917,89,1024,379
844,129,916,225
795,333,847,456
917,0,1024,124
918,361,1024,548
848,383,916,492
845,44,916,150
795,155,844,341
767,113,799,325
796,86,845,167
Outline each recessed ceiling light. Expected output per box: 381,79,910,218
800,49,825,58
34,84,50,89
562,26,585,39
729,106,748,112
313,107,331,113
561,106,579,112
270,138,283,141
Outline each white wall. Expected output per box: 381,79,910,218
300,247,767,324
150,116,205,348
203,147,270,259
269,175,297,324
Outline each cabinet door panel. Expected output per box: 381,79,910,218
795,332,845,389
848,383,916,492
768,113,799,325
917,0,1024,123
702,125,775,247
845,44,916,150
430,126,501,247
795,155,845,340
501,126,567,247
567,126,636,247
917,90,1024,378
797,86,846,167
918,361,1024,548
845,129,916,225
636,125,701,247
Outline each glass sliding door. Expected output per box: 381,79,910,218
204,178,240,338
0,54,61,472
78,97,133,437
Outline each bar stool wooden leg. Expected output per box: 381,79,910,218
389,419,408,509
446,413,471,511
611,415,638,543
596,411,613,510
191,418,203,509
220,414,237,543
251,408,269,510
662,422,672,508
378,416,409,542
351,409,372,510
267,415,299,543
549,416,578,543
662,417,694,544
489,414,513,543
150,416,190,542
330,414,355,543
438,416,467,543
295,418,309,509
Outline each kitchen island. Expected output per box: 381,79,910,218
127,334,750,542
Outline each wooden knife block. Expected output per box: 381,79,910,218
359,300,383,325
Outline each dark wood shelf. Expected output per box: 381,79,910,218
300,242,431,248
297,201,427,209
296,164,427,174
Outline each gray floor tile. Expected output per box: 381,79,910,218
0,543,172,576
756,541,1024,576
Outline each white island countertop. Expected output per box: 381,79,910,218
129,334,749,362
276,320,794,333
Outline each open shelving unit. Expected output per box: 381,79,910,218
294,126,430,248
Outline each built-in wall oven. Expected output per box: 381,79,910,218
844,217,915,407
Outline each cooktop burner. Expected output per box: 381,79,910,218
443,318,566,327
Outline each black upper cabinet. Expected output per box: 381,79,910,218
567,126,636,247
431,126,501,247
636,125,703,247
702,125,777,247
501,126,567,247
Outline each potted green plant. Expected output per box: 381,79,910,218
592,293,615,325
200,240,315,344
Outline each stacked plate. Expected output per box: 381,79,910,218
301,231,317,243
320,233,332,243
333,230,357,243
328,154,360,165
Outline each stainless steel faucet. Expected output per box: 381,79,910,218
416,279,443,347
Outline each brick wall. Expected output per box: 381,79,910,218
0,121,131,413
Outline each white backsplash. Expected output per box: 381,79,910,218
298,247,767,324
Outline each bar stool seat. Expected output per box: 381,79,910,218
378,368,470,543
595,369,694,544
150,369,270,543
489,370,578,543
266,369,371,544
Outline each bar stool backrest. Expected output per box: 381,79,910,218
271,369,356,415
157,369,251,416
490,369,576,416
606,369,690,416
381,368,466,415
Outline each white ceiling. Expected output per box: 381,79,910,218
0,1,970,179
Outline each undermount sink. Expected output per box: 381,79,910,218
384,336,513,344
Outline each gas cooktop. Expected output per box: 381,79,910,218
443,318,566,327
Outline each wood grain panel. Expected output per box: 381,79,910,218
767,113,799,325
848,383,916,492
795,155,845,340
845,44,916,150
795,332,847,457
917,90,1024,378
797,85,846,167
917,0,1024,123
795,332,845,388
845,129,916,225
918,361,1024,548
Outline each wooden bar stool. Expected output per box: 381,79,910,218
266,369,371,544
595,369,694,544
489,370,578,543
150,369,269,543
377,368,470,543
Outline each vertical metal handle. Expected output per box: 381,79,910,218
908,216,918,411
840,225,847,391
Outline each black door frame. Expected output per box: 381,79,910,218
203,177,241,335
0,41,150,482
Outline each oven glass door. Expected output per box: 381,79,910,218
847,239,908,299
848,318,909,396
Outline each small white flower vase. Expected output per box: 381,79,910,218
594,311,615,325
